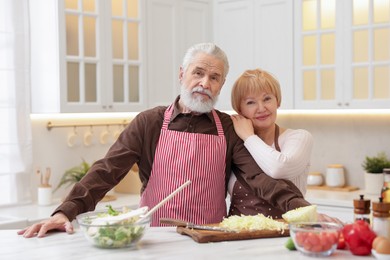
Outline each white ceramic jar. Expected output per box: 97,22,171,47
307,172,324,186
326,164,345,187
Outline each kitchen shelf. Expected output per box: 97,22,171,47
46,120,130,131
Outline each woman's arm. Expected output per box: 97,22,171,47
244,129,313,180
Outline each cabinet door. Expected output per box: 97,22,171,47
214,0,254,111
60,0,104,112
294,0,344,109
294,0,390,109
253,0,293,109
179,0,212,57
62,0,146,112
108,0,147,112
214,0,293,111
146,0,180,108
146,0,212,108
344,0,390,109
31,0,146,113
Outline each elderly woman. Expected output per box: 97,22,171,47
229,68,313,219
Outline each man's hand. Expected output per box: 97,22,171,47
17,212,74,238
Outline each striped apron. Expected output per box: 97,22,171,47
140,104,227,226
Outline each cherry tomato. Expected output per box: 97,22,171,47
295,232,306,246
294,231,338,253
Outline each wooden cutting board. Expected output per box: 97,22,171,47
176,226,290,243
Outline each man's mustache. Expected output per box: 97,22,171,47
192,86,212,99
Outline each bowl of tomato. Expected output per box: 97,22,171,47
289,222,342,257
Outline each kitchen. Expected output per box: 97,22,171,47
1,0,390,259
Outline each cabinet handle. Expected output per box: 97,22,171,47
337,102,342,106
108,105,113,109
344,102,349,106
102,105,107,109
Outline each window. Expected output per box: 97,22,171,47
0,0,32,206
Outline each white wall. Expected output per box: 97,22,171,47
276,112,390,189
30,114,137,201
30,112,390,202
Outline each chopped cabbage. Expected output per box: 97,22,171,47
220,214,288,232
282,205,317,223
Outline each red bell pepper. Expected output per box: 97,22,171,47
342,220,376,255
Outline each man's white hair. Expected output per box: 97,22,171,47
181,43,229,78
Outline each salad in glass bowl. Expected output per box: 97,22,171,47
76,205,150,249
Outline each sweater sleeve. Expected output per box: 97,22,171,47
243,129,313,180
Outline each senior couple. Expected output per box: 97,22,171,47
19,42,337,238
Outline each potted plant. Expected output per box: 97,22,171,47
362,152,390,195
53,159,91,193
54,159,116,202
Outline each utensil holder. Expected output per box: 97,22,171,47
38,186,52,206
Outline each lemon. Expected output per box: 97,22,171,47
282,205,317,223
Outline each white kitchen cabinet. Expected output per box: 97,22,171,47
294,0,390,109
146,0,212,108
214,0,293,111
30,0,211,113
30,0,146,113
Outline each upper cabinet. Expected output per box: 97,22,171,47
30,0,389,113
294,0,390,109
30,0,147,113
30,0,211,113
214,0,293,111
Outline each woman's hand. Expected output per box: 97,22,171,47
17,212,74,238
231,114,255,141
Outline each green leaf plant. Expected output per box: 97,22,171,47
53,159,91,193
362,152,390,174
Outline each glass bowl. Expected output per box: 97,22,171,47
76,207,150,249
289,222,342,257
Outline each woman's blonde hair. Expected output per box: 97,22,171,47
231,68,281,113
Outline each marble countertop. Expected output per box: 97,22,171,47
0,189,379,259
0,192,140,229
0,188,380,229
2,227,374,260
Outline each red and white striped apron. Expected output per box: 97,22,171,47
140,104,227,226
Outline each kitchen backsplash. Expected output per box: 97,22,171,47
30,111,390,201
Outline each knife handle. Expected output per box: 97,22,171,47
160,217,188,227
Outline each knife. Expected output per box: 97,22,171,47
159,218,235,232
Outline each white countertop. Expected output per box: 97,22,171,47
1,227,374,260
0,190,379,259
306,188,380,208
0,188,379,229
0,192,141,229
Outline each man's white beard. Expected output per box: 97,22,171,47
180,85,218,113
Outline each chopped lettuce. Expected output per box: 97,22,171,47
81,205,146,248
